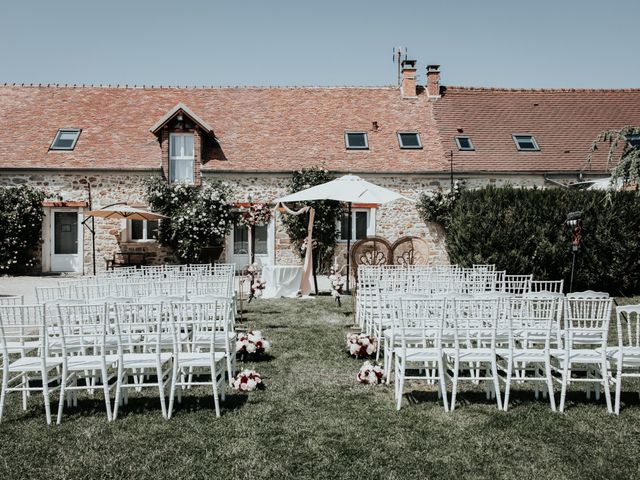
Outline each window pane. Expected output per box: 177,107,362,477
183,135,194,157
170,135,180,157
457,137,471,149
355,211,368,239
346,133,367,148
340,213,350,240
254,224,268,255
234,224,249,254
131,220,144,240
147,220,159,240
54,212,78,254
170,159,194,183
399,133,420,148
515,136,537,150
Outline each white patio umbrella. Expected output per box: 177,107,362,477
274,174,413,292
83,203,167,275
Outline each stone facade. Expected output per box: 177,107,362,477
0,169,564,275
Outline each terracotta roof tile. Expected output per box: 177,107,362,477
433,87,640,173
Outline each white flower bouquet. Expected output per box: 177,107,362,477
357,361,384,385
328,265,345,305
236,330,271,357
232,369,263,391
346,333,378,358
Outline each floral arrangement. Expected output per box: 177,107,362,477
357,361,384,385
300,237,317,253
328,264,345,306
232,369,263,392
236,330,271,356
346,333,378,358
246,263,266,302
238,203,272,227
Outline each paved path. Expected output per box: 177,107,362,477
0,275,73,303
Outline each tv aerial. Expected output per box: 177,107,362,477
393,47,408,85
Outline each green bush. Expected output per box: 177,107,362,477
145,177,234,264
435,186,640,295
281,167,342,274
0,185,44,273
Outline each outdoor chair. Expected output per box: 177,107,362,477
607,304,640,414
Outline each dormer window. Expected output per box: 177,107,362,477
397,132,422,149
50,129,81,151
169,133,195,183
345,132,369,150
512,134,540,151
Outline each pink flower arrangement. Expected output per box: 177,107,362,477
232,369,263,392
236,330,271,356
329,265,345,305
346,333,378,358
246,263,266,301
238,203,272,227
357,361,384,385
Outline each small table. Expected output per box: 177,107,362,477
105,252,148,270
262,265,304,299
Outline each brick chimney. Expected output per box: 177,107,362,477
401,59,417,98
426,64,441,99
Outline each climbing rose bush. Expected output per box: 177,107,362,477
0,185,44,273
145,177,234,263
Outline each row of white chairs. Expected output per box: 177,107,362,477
93,263,235,279
36,275,235,305
0,299,234,425
389,295,639,414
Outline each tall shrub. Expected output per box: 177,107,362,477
145,177,234,264
281,167,342,274
425,186,640,294
0,185,45,273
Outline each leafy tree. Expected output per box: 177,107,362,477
281,167,342,274
587,125,640,187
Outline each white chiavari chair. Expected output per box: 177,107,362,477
446,297,502,411
607,304,640,414
55,303,117,423
530,280,564,294
112,302,174,419
0,305,63,425
498,296,559,411
393,297,449,411
552,296,613,413
0,295,23,305
168,301,227,418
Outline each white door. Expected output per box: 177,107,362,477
50,209,82,272
228,222,273,271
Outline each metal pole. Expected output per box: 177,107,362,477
569,251,576,293
346,202,352,294
88,183,96,275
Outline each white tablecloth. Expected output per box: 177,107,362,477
262,265,304,299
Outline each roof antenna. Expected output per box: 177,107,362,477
392,47,407,86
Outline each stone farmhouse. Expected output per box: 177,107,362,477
1,59,639,274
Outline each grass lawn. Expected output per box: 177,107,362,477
1,296,640,479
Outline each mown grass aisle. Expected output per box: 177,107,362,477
1,297,640,479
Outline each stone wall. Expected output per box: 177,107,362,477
0,169,559,274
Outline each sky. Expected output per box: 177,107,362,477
0,0,638,89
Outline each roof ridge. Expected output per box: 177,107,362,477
0,83,398,90
445,85,640,93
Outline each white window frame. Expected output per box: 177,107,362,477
169,133,195,183
455,136,475,151
397,131,422,149
337,208,376,242
50,128,82,151
128,219,159,242
344,131,369,150
512,134,540,151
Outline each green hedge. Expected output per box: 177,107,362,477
444,187,640,295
